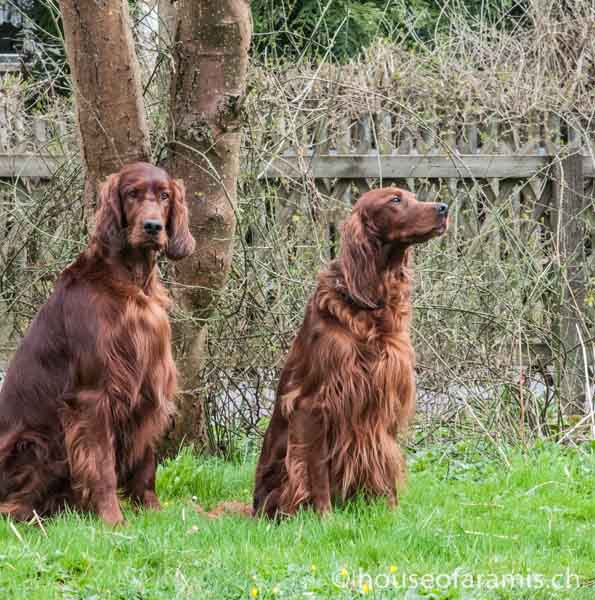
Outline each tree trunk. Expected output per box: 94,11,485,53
58,0,151,215
164,0,252,452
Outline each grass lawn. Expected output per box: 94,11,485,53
0,441,593,599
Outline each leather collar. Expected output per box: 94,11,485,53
335,281,385,311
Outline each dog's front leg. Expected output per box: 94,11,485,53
124,445,161,511
284,407,331,515
305,408,332,515
62,390,123,525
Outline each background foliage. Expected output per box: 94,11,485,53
251,0,526,60
1,0,594,457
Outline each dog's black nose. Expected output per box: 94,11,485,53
437,203,449,215
144,219,163,235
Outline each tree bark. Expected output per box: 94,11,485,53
58,0,151,215
164,0,252,451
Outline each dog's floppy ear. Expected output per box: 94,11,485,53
166,179,196,261
340,211,383,309
94,173,125,252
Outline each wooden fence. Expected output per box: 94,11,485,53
256,110,593,415
258,111,593,279
1,95,593,413
0,91,66,178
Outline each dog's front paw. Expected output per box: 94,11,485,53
140,491,162,511
96,496,125,526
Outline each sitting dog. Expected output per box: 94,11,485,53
253,187,448,517
0,162,195,524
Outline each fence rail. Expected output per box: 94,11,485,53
0,154,63,178
264,153,595,179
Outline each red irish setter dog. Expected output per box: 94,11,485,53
253,187,448,517
0,162,195,525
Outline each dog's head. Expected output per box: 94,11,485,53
351,187,448,245
94,162,196,260
340,187,448,308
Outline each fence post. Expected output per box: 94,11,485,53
551,151,587,418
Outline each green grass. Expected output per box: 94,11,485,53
0,442,593,599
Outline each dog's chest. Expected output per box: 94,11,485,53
105,294,175,400
110,295,176,467
124,296,171,363
356,332,415,411
366,330,414,371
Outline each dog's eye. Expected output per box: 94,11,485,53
160,191,170,201
128,189,138,199
391,196,401,204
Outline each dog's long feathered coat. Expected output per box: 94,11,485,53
253,187,448,517
0,162,195,524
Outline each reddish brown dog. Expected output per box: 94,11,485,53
0,162,195,525
253,187,448,517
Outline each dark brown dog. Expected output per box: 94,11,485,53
253,187,448,517
0,162,195,525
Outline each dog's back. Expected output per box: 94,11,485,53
0,279,72,518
